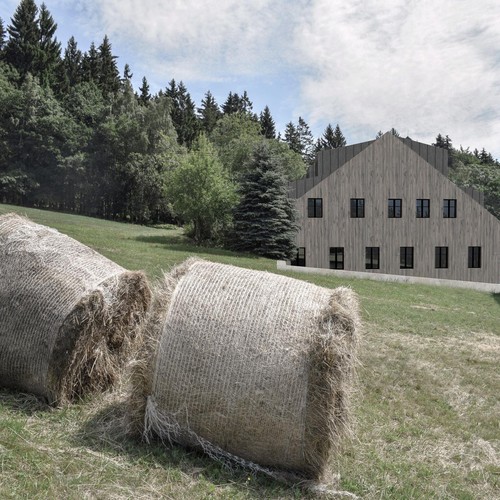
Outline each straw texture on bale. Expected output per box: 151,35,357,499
0,213,151,405
130,258,360,482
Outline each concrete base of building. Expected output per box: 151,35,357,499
276,261,500,294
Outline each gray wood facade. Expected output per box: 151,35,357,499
291,132,500,284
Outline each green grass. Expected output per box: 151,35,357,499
1,203,499,499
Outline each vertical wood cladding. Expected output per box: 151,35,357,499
293,133,500,284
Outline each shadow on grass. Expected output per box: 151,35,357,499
134,235,261,260
71,399,305,498
493,293,500,307
0,389,52,415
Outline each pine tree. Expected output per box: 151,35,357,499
0,18,6,53
376,130,383,139
122,63,133,83
5,0,40,78
297,116,315,166
37,3,61,88
434,133,445,148
138,76,150,105
390,127,400,137
81,42,99,82
259,105,276,139
62,36,81,87
231,142,298,259
332,124,346,148
319,123,335,149
166,79,199,147
284,121,301,154
97,35,119,96
222,91,239,114
198,90,221,134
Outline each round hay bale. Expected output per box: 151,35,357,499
130,258,360,483
0,213,152,405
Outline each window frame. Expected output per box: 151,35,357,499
443,199,457,218
435,246,449,269
388,198,402,218
329,247,344,270
416,199,430,218
468,246,481,268
350,198,365,218
365,247,380,269
307,198,323,218
400,246,414,269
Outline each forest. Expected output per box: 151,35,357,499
0,0,499,258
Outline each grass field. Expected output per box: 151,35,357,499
0,203,499,499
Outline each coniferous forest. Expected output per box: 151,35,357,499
0,1,498,257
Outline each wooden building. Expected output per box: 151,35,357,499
289,132,500,285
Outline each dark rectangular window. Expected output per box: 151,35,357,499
388,199,402,218
435,246,449,268
350,198,365,218
443,199,456,218
416,199,430,218
329,247,344,269
291,247,306,267
400,247,414,269
365,247,380,269
308,198,323,218
468,246,481,268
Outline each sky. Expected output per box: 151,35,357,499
2,0,500,159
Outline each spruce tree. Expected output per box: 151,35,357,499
122,63,133,83
37,3,61,88
62,36,82,87
332,124,346,148
259,105,276,139
97,35,119,96
198,90,221,134
222,91,239,114
167,80,198,147
0,18,6,53
284,122,300,154
81,42,99,82
320,123,335,149
297,116,315,166
138,76,150,105
231,142,298,259
5,0,40,78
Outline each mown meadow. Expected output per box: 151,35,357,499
0,203,498,499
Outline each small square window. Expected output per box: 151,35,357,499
416,199,430,218
388,199,402,218
443,199,456,218
365,247,380,269
308,198,323,218
400,247,414,269
468,246,481,268
350,198,365,218
435,246,449,268
329,247,344,269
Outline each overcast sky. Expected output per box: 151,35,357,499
3,0,500,158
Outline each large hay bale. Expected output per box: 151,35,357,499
0,213,152,405
130,258,360,483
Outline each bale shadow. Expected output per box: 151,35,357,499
72,399,308,498
134,235,261,260
493,293,500,307
0,388,52,416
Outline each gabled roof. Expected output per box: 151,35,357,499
289,132,484,205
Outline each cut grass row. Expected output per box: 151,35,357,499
0,203,498,499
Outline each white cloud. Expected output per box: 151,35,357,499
294,0,500,155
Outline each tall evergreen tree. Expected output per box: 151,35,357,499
5,0,40,78
297,116,315,166
259,105,276,139
81,42,99,83
37,3,61,88
97,35,119,96
138,76,150,105
222,91,240,114
62,36,82,87
319,123,335,149
166,79,198,147
332,123,346,148
231,142,298,259
0,18,6,53
284,121,301,154
122,63,133,83
198,90,221,134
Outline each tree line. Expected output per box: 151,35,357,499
0,0,498,261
